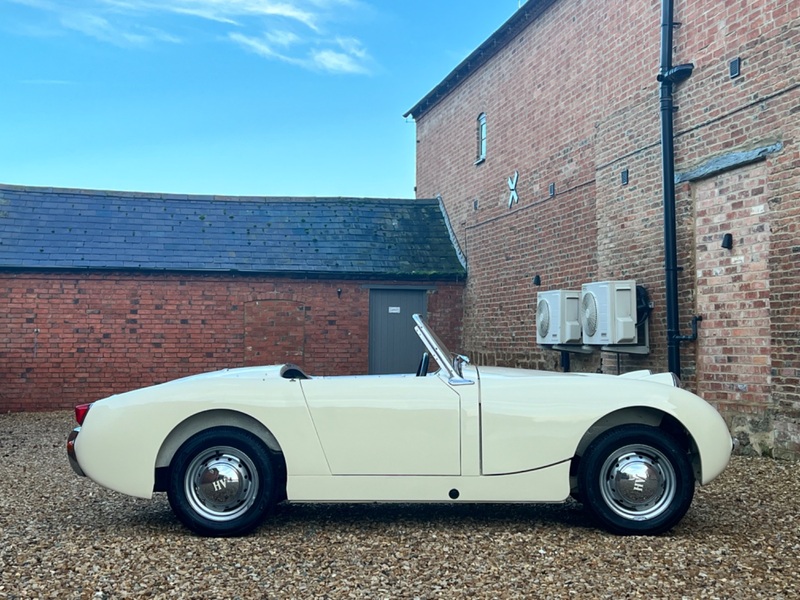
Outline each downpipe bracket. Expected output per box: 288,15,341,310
657,63,695,84
673,315,703,343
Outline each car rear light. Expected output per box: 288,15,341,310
75,403,92,425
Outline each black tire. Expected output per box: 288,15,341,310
577,425,695,535
167,427,275,537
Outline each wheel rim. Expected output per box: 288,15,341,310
184,445,260,522
598,443,676,521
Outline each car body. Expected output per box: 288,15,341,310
68,314,733,536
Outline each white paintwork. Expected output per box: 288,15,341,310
71,317,733,506
288,464,570,503
76,366,330,498
300,373,461,475
477,367,732,484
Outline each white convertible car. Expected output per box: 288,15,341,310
67,315,733,537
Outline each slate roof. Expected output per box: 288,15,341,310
0,184,466,280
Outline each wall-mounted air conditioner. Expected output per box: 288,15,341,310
536,290,582,345
580,280,638,345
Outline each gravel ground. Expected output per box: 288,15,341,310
1,412,799,600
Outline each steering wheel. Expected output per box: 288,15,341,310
416,352,430,377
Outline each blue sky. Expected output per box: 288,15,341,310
1,1,523,198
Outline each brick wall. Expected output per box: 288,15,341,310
695,164,772,413
413,0,800,455
0,272,464,411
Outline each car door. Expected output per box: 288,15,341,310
299,373,461,476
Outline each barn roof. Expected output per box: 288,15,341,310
0,184,466,280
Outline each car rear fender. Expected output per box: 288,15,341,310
154,409,287,494
155,409,283,468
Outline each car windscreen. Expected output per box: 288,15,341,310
413,315,455,373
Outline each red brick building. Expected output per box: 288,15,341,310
406,0,799,457
0,185,465,411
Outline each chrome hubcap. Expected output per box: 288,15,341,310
185,446,259,522
599,444,676,521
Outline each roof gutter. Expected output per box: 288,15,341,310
404,0,558,121
0,266,466,282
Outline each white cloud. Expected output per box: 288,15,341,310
8,0,373,73
60,13,150,46
309,37,369,74
229,30,372,74
157,1,320,30
334,36,366,60
228,32,283,60
265,29,301,47
311,48,366,74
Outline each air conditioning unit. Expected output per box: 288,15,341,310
580,280,638,345
536,290,582,345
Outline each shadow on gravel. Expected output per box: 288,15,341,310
103,496,609,538
270,499,590,529
69,492,735,540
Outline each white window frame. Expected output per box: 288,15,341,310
475,112,487,164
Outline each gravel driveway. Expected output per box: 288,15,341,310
1,411,799,599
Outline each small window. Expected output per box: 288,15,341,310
475,113,487,164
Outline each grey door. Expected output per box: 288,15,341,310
368,289,427,374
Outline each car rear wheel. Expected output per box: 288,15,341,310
167,427,275,537
577,425,694,535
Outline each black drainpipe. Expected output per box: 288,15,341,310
657,0,700,377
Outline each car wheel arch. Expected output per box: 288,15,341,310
154,410,286,495
570,408,700,493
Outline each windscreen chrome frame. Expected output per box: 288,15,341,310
413,314,474,386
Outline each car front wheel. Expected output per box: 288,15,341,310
167,427,275,537
577,425,695,535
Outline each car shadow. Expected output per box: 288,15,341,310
68,492,735,540
268,499,594,533
111,496,597,536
